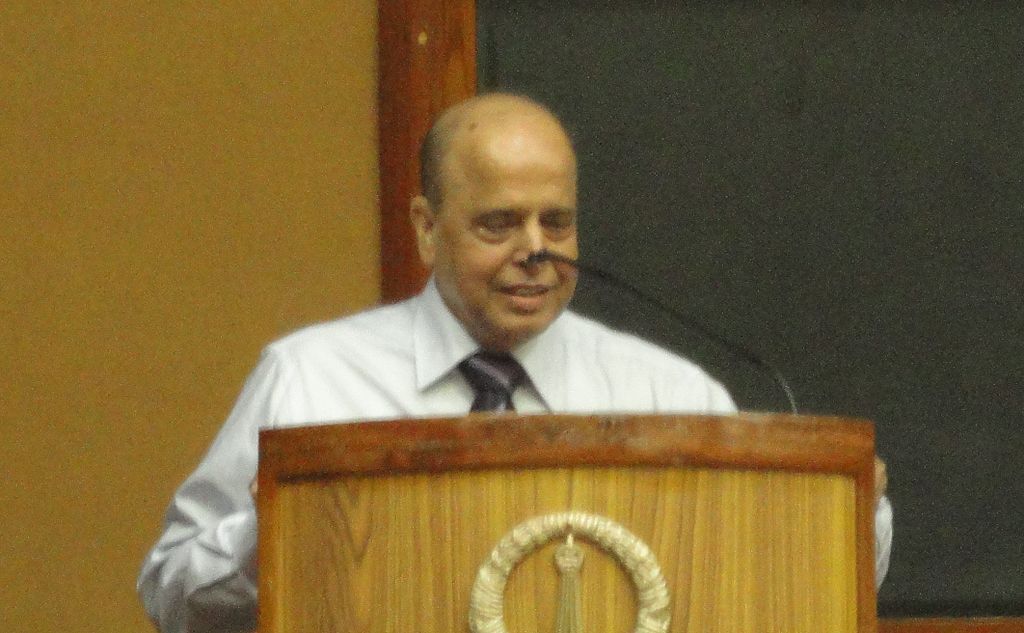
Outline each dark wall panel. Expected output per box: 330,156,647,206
479,1,1024,617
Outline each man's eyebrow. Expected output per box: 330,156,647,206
474,207,519,217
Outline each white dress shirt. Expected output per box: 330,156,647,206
138,278,891,632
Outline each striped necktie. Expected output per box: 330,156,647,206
458,352,526,412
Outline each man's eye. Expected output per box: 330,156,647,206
542,211,575,232
477,212,518,233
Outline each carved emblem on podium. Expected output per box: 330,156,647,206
468,512,670,633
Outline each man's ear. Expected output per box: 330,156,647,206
410,195,437,268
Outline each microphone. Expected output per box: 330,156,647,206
525,249,798,413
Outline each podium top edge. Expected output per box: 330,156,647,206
259,413,875,479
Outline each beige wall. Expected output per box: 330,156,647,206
0,3,379,631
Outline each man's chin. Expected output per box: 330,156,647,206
486,312,560,349
503,291,552,314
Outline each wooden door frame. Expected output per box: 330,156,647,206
377,0,476,301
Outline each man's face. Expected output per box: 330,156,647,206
413,113,579,351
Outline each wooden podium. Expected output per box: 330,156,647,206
257,413,878,633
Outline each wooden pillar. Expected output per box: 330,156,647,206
377,0,476,301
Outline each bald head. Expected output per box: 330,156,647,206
419,93,575,209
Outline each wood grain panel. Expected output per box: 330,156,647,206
377,0,477,302
274,467,856,633
259,414,877,632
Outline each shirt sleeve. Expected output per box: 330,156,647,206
875,495,894,587
137,348,290,633
703,376,738,414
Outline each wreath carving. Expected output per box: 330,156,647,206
468,512,670,633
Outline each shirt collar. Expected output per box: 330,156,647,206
412,277,570,409
413,278,480,391
510,314,567,411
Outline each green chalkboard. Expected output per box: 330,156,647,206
478,0,1024,617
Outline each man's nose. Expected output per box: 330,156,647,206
511,221,547,268
519,220,546,253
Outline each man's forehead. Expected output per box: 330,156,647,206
425,94,577,207
444,96,567,147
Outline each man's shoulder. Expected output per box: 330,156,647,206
265,298,416,359
557,310,705,374
551,310,736,413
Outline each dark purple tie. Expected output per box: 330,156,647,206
458,352,526,412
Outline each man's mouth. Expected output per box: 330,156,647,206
504,284,550,297
499,284,554,313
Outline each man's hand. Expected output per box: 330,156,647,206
250,478,258,499
874,456,888,505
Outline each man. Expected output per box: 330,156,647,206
138,94,892,632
